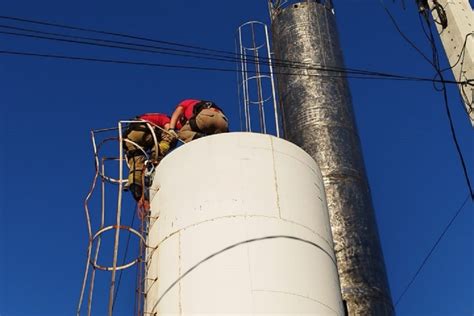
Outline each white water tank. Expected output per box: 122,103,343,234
145,132,344,315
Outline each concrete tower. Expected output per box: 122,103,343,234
269,1,394,314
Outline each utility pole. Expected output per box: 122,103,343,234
425,0,474,126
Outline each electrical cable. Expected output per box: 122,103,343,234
417,12,445,92
438,75,474,200
451,33,474,115
431,0,448,29
0,24,250,65
0,14,388,76
379,0,435,68
1,14,472,85
382,3,474,308
422,12,474,200
0,15,376,75
395,194,471,306
0,26,437,82
440,33,472,73
420,17,473,113
381,0,473,200
0,48,469,86
0,15,238,57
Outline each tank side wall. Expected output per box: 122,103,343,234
145,133,344,315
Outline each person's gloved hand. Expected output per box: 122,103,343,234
168,129,178,139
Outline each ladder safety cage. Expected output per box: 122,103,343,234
77,120,166,316
236,21,282,137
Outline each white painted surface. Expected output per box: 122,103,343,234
145,132,344,315
429,0,474,125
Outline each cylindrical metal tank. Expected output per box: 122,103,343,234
269,1,394,315
144,132,344,315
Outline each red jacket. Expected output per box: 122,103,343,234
176,99,223,127
176,99,201,121
138,113,170,127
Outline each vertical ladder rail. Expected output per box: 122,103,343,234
236,21,281,137
107,122,125,316
264,24,281,137
86,159,107,316
250,22,268,134
77,130,101,316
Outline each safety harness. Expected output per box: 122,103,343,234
123,122,148,159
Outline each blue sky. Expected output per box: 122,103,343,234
1,0,473,315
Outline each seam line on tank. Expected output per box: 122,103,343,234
149,214,334,259
270,136,282,218
252,289,341,315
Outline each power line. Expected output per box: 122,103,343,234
0,48,385,81
0,14,379,76
0,15,377,75
420,11,474,200
382,1,474,307
438,74,474,199
0,24,246,65
0,15,472,86
2,48,469,85
395,194,471,306
0,25,466,84
440,33,473,74
441,87,474,199
444,32,474,116
379,0,435,68
0,15,235,56
380,1,473,200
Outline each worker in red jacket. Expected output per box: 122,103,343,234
123,113,177,203
168,99,229,143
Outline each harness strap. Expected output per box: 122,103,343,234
188,116,204,134
126,149,144,159
124,122,150,135
192,100,221,116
